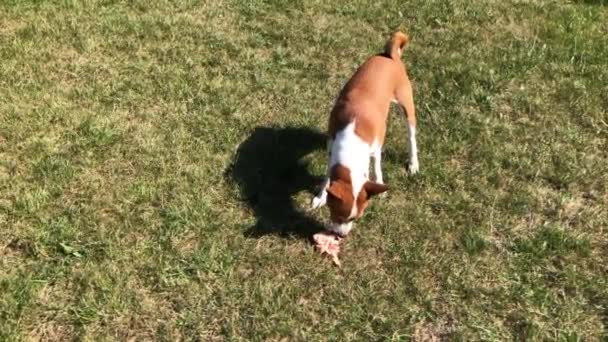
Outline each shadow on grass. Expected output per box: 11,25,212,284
227,126,326,241
572,0,607,5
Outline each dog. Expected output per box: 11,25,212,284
311,31,418,237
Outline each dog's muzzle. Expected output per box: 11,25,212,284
328,221,353,237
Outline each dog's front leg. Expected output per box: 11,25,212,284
311,139,333,209
372,147,384,184
311,177,329,209
371,147,388,198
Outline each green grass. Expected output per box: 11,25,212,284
1,0,607,340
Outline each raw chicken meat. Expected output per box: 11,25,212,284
313,231,342,266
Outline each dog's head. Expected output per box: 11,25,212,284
325,164,388,236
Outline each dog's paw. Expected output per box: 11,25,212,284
408,161,419,175
311,195,327,209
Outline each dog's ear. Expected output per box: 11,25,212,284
327,181,345,200
364,181,388,198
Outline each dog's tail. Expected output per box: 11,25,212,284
384,31,409,60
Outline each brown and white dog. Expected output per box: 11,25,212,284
311,32,418,236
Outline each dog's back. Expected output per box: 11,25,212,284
329,33,411,146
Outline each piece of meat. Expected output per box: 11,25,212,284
313,231,342,266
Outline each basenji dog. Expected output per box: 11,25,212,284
311,31,418,237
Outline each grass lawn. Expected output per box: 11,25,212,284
1,0,607,340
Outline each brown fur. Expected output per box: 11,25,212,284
385,32,409,60
328,31,416,147
326,165,354,223
327,165,389,222
323,32,413,228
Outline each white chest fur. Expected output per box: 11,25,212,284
329,122,371,200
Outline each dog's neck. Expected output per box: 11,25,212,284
329,121,372,198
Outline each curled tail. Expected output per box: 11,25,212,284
384,31,409,60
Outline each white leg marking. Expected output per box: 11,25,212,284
311,139,333,209
311,177,329,209
371,147,387,197
330,123,369,200
372,148,383,184
408,124,419,174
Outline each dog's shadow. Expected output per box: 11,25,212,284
226,126,326,240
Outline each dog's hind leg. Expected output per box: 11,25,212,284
396,80,419,174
